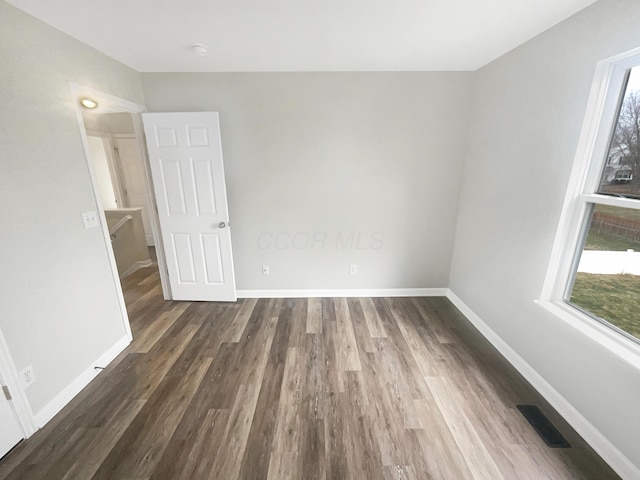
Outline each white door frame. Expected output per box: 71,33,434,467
112,133,155,246
110,133,134,208
85,131,127,208
0,328,36,438
70,83,173,304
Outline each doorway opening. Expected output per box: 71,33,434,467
71,84,172,335
83,112,155,277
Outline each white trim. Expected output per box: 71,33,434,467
446,290,640,480
580,193,640,210
540,52,623,301
0,328,36,437
33,335,130,428
120,259,154,279
236,288,447,298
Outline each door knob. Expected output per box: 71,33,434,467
218,221,226,229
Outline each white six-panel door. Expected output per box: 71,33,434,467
142,112,236,301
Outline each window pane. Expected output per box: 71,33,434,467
598,67,640,198
568,204,640,341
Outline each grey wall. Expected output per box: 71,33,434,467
0,2,145,414
142,72,473,290
450,0,640,469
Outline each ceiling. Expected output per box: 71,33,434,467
7,0,597,72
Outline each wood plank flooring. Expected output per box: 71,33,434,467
0,265,619,479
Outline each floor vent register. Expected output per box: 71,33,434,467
516,404,571,448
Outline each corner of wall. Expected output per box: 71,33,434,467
445,289,640,480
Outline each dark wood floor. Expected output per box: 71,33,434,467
0,265,618,479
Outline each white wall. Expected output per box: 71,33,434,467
450,0,640,472
87,136,118,209
0,2,145,414
142,72,473,291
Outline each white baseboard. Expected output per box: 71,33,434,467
120,259,154,279
236,288,448,299
33,335,131,428
446,290,640,480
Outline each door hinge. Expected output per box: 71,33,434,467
2,385,11,401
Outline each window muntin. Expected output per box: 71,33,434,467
565,66,640,344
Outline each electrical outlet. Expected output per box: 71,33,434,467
262,265,270,275
82,211,99,229
20,365,36,388
350,264,358,275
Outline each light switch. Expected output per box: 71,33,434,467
82,211,99,229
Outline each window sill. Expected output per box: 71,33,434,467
535,298,640,371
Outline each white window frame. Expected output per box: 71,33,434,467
538,47,640,371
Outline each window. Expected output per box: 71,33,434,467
566,67,640,344
541,48,640,366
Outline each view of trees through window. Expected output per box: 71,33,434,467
598,67,640,197
569,67,640,342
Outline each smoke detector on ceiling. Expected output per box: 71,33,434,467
192,44,209,57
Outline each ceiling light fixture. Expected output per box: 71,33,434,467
80,98,98,109
192,44,209,57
